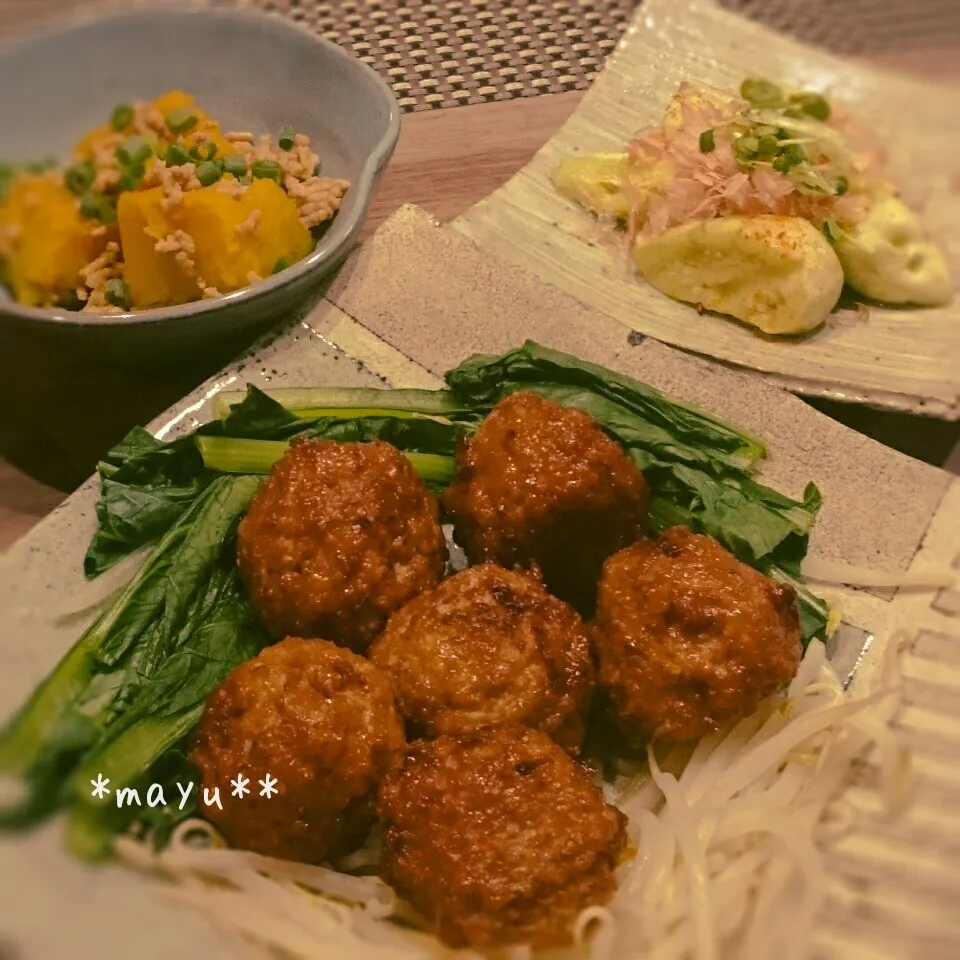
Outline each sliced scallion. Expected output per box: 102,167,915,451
222,155,248,178
251,159,282,183
110,104,134,131
164,143,191,167
116,136,152,168
195,159,223,187
166,108,198,134
104,278,131,310
64,160,95,196
698,129,715,153
278,125,296,150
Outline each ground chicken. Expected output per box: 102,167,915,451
236,438,446,651
593,526,803,742
369,563,595,753
190,637,405,863
378,725,626,949
443,391,649,613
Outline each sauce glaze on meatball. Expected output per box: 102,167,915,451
594,526,802,742
443,391,649,613
369,563,595,753
237,438,446,651
190,637,404,863
378,725,626,949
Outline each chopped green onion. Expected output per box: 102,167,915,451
698,129,715,153
99,195,118,225
251,159,282,183
222,155,248,178
164,143,192,167
790,92,830,122
271,257,293,275
822,219,843,242
79,191,102,219
278,125,296,150
191,141,218,162
740,78,782,106
104,278,131,310
116,136,152,168
79,191,116,224
834,174,848,196
195,159,223,187
118,162,146,192
110,104,134,131
64,160,95,196
756,134,779,158
166,108,198,134
784,144,807,166
733,135,759,163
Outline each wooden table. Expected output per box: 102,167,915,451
1,45,958,553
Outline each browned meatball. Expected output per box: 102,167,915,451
594,526,802,742
237,438,446,651
378,725,626,949
443,391,649,613
190,637,404,863
369,563,595,753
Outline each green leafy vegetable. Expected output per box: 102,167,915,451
0,476,266,846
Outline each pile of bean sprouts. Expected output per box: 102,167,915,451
115,633,910,960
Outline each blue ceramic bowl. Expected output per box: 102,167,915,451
0,6,400,358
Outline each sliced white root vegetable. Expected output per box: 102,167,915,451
801,556,956,591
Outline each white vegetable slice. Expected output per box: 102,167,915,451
802,556,956,590
834,194,953,305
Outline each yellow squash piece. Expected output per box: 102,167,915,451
181,179,311,292
633,214,844,336
0,176,108,307
118,187,198,308
833,193,953,305
242,178,313,277
552,152,672,223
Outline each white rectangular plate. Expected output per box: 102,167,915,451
453,0,960,418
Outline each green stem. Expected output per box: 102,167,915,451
196,436,456,486
212,387,468,420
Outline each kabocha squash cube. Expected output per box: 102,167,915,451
118,187,197,308
0,176,107,306
178,186,261,293
241,178,314,278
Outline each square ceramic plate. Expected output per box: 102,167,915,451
453,0,960,419
2,207,960,959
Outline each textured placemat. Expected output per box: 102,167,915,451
217,0,960,113
226,0,637,110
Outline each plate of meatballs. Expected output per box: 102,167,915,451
0,344,908,960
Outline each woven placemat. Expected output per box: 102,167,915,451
224,1,636,110
222,0,960,113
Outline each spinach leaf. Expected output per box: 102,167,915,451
446,341,767,471
0,475,263,838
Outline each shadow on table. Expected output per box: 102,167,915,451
0,324,267,492
804,397,960,471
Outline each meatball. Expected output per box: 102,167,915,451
369,563,595,753
378,725,626,949
593,526,802,742
190,637,404,863
443,391,649,613
236,438,446,651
